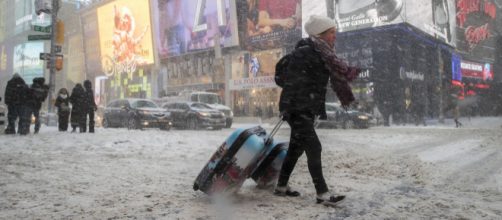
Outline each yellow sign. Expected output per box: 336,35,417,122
97,0,154,77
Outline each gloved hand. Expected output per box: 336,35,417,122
280,111,290,121
93,106,98,111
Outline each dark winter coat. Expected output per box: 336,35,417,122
279,39,332,118
4,75,27,106
70,84,86,124
55,94,70,114
29,77,49,110
83,80,97,113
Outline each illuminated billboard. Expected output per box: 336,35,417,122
13,42,45,84
97,0,155,77
455,0,498,63
155,0,239,58
332,0,457,46
238,0,302,50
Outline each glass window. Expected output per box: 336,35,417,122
131,100,158,108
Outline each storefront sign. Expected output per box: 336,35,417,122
229,76,277,90
399,67,425,81
460,60,493,80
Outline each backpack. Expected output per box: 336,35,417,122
274,53,292,88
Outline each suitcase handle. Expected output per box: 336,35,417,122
265,117,284,145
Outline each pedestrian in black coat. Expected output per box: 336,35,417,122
28,77,49,134
4,73,29,135
70,83,86,132
55,88,70,131
275,15,360,207
83,80,97,133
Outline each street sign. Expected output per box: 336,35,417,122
28,34,51,41
33,25,51,33
40,52,51,60
55,45,62,53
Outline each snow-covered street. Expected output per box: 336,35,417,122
1,117,502,219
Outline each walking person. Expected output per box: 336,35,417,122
83,80,97,133
29,77,49,134
69,83,86,132
274,15,361,207
55,88,71,131
4,73,28,135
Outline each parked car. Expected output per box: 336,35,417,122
103,98,172,130
315,103,372,129
162,101,226,130
0,98,6,134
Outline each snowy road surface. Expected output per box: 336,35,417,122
1,117,502,219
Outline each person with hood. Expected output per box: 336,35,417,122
274,15,361,207
83,80,97,133
28,77,49,134
70,83,86,132
4,73,29,134
54,88,71,131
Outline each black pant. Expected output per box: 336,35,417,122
58,111,70,131
32,107,41,133
82,110,94,133
6,105,22,134
277,112,329,194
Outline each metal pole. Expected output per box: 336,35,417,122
48,0,59,113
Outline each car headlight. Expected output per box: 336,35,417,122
358,115,369,120
198,112,211,117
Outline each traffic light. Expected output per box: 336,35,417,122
56,20,64,45
55,56,63,71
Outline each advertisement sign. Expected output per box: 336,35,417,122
239,0,302,50
455,0,498,62
14,0,51,35
82,11,102,77
460,60,492,81
333,0,456,46
13,42,44,84
155,0,239,58
0,1,6,42
452,53,462,81
97,0,155,77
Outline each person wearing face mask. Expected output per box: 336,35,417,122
275,15,361,207
55,88,71,131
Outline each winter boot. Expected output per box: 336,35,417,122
316,192,345,207
274,185,300,197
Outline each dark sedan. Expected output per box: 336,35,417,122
316,103,372,129
103,99,172,130
162,102,226,130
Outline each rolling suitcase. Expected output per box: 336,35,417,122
194,126,272,195
251,141,288,188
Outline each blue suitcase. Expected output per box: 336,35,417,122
193,126,272,195
251,141,288,188
194,121,285,195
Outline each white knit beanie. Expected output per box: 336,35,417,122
305,15,337,36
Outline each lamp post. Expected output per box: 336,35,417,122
47,0,59,113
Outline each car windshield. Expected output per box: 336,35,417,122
198,94,220,104
191,103,212,109
131,100,158,108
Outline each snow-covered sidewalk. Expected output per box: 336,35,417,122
1,117,501,219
